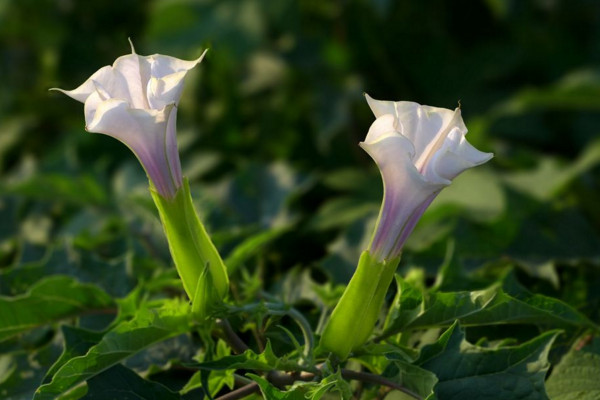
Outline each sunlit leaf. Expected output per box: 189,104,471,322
546,336,600,400
82,364,180,400
0,276,113,342
417,322,559,399
35,301,192,400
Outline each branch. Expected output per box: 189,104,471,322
215,318,249,354
215,368,422,400
215,382,259,400
341,369,422,400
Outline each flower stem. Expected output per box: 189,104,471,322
319,250,400,359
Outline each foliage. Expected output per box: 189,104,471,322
2,0,600,399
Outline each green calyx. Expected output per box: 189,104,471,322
151,178,229,319
319,250,400,360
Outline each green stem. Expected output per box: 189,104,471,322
319,250,400,360
151,178,229,318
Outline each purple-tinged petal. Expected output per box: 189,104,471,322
86,98,180,198
360,133,445,260
360,100,492,261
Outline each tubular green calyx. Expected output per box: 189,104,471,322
151,178,229,318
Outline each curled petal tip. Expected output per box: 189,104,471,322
196,48,209,64
128,37,136,54
49,87,67,94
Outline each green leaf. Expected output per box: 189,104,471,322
81,364,180,399
182,340,234,396
382,360,437,400
461,271,595,328
417,322,560,400
191,341,299,372
304,368,352,400
43,326,105,385
546,336,600,400
34,301,191,400
247,374,306,400
384,271,594,336
0,276,113,342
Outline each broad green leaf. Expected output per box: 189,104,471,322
460,271,594,328
382,360,438,400
546,336,600,400
81,364,180,399
384,271,594,336
34,301,191,400
384,275,424,333
43,326,105,385
0,276,113,342
417,322,559,400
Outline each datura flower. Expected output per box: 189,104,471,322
320,95,492,359
54,42,229,318
362,94,493,261
53,40,206,199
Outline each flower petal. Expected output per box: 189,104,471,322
365,96,467,173
147,70,188,109
112,54,152,109
364,114,399,144
146,50,207,109
365,93,396,118
86,99,181,198
51,66,114,103
427,128,494,182
149,49,207,79
360,134,445,260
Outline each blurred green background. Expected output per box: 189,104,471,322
3,0,600,397
3,0,600,325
